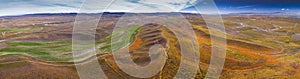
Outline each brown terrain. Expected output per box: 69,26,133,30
0,13,300,79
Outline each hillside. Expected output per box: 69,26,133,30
0,13,300,78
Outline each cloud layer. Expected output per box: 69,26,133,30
0,0,197,16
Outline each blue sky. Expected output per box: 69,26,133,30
182,0,300,14
214,0,300,14
0,0,299,16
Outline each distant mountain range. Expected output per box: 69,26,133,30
225,12,300,16
1,12,299,18
0,12,199,18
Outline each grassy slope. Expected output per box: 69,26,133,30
99,25,141,52
0,26,43,33
0,25,141,62
0,41,72,61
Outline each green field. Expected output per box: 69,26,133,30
0,26,43,33
0,25,141,62
0,41,73,61
99,25,141,52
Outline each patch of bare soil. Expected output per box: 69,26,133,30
0,56,79,79
0,42,7,50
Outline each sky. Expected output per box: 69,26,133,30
214,0,300,14
0,0,299,16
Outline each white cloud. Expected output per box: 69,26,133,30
0,0,197,16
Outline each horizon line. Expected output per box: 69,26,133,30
0,11,298,17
